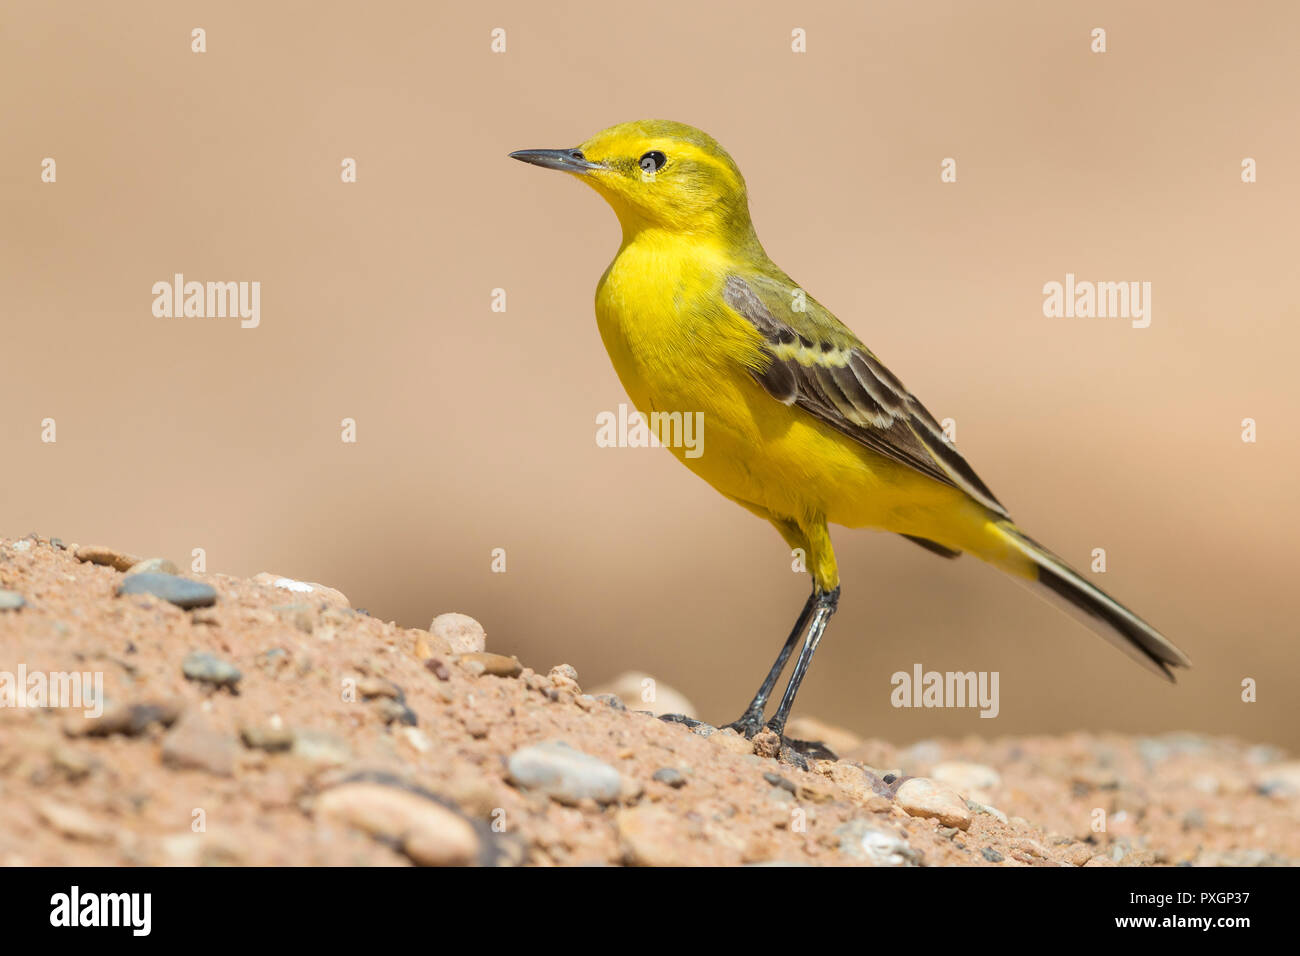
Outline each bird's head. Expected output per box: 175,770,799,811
510,120,756,244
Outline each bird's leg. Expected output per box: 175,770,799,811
723,587,818,738
765,586,840,738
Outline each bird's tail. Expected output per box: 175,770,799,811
992,522,1192,681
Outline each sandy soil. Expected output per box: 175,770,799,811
1,533,1296,867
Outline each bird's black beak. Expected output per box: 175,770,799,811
509,148,602,174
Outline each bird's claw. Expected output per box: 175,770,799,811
656,713,709,731
777,735,838,763
723,709,767,739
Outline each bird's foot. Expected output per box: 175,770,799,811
778,735,838,764
722,708,767,739
759,735,838,771
762,718,838,766
656,713,710,731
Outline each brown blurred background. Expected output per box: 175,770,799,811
3,1,1297,748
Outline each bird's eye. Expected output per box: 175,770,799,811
639,151,667,173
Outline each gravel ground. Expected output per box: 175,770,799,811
1,534,1296,867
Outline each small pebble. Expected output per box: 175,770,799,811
124,557,180,577
182,651,242,689
835,820,919,866
315,782,480,866
118,573,217,609
253,572,350,607
457,652,523,678
80,701,181,737
549,663,578,683
752,729,782,759
981,846,1004,863
548,664,582,693
507,741,622,805
0,590,26,611
240,725,295,752
75,545,141,572
652,767,687,788
430,612,486,654
896,777,973,830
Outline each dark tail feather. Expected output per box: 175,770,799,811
998,524,1192,681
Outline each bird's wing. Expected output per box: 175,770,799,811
723,272,1009,518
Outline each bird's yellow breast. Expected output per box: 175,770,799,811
592,231,1009,562
595,234,753,412
596,234,882,520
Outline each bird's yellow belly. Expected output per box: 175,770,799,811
595,264,978,541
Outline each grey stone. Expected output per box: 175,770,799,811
507,741,622,805
117,573,216,609
652,767,686,788
85,701,181,737
182,651,242,689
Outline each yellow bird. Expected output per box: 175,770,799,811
511,120,1190,752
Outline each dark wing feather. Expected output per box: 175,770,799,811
723,273,1009,518
901,534,964,559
